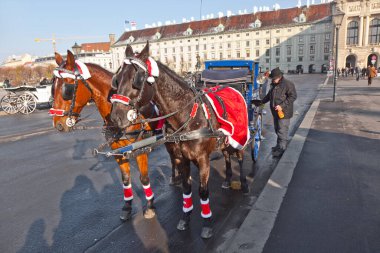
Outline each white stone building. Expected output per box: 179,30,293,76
111,3,333,74
333,0,380,70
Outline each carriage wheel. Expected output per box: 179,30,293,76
16,93,37,114
1,94,19,114
250,114,262,163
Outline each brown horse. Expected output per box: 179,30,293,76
110,42,250,238
50,50,179,220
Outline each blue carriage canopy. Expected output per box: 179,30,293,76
201,69,249,84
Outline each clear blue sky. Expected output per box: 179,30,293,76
0,0,314,63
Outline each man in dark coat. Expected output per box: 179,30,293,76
261,67,297,157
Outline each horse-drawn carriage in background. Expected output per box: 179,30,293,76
1,80,54,114
201,59,265,162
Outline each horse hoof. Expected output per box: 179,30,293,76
201,227,213,239
177,219,189,231
241,183,250,195
221,180,231,189
143,208,156,219
120,210,132,221
169,175,182,186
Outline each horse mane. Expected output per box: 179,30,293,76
156,61,189,88
86,63,114,77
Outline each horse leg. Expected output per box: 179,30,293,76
198,155,213,239
115,156,133,221
165,143,182,185
221,150,232,189
237,150,249,194
136,153,156,219
177,157,192,231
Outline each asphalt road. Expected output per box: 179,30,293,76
0,74,325,253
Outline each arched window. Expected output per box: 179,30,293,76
369,18,380,44
346,21,359,45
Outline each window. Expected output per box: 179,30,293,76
265,49,270,56
203,44,206,50
324,42,330,53
180,46,183,52
298,45,304,55
276,30,280,33
347,21,359,45
324,55,329,60
256,49,260,57
369,18,380,44
237,51,241,58
246,33,250,36
219,44,223,49
299,36,304,43
227,43,231,49
196,45,199,51
310,44,315,54
256,40,260,46
164,48,167,54
173,47,176,53
287,46,291,55
286,38,292,45
266,30,270,34
325,33,331,40
211,37,214,40
236,42,240,49
266,58,270,63
256,32,260,35
211,44,214,50
311,35,315,42
310,55,315,61
219,36,223,39
276,58,280,63
276,38,280,44
188,46,191,51
220,52,223,59
288,28,292,32
236,34,240,37
299,56,303,62
287,57,291,62
246,50,250,58
276,47,280,56
266,39,270,45
246,41,250,47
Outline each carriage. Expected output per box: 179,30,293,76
1,82,53,114
202,60,264,162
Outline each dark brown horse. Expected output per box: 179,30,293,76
110,42,250,238
50,50,179,220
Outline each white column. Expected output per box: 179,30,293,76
364,16,370,46
359,16,364,46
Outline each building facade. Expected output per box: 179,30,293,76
111,3,333,74
334,0,380,70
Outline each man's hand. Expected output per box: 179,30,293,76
275,105,282,111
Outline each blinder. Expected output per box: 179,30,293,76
61,83,75,101
132,70,146,90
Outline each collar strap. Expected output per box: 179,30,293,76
110,94,131,105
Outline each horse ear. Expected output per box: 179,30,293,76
125,44,134,57
66,50,75,69
138,41,150,61
55,52,63,66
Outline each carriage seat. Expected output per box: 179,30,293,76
201,69,249,84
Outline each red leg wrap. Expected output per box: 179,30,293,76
183,193,193,213
123,184,133,201
143,183,154,200
201,198,212,218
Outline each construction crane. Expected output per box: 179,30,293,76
34,34,105,53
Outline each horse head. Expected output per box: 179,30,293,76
50,51,93,132
110,42,156,129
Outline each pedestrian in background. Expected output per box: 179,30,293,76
261,67,297,157
355,66,360,81
367,64,377,86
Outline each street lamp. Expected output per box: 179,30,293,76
332,5,345,102
71,42,81,57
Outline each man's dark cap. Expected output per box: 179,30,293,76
269,67,283,79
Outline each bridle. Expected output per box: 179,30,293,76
111,56,158,122
49,60,93,127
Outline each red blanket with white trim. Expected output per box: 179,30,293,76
204,86,250,150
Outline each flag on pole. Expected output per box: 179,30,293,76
130,21,136,26
125,20,130,24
